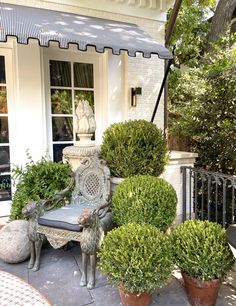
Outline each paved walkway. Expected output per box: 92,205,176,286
0,243,236,306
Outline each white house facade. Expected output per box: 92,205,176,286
0,0,175,215
0,0,198,226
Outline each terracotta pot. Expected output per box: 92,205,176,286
182,272,222,306
118,288,152,306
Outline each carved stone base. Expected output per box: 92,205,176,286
63,145,101,172
37,225,81,249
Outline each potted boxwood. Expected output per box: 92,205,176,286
171,220,234,306
98,223,173,306
100,120,168,190
112,175,177,232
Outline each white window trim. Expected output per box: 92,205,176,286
0,47,15,216
42,46,108,159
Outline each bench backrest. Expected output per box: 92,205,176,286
71,156,111,208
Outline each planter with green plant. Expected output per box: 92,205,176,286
171,220,234,306
98,222,173,306
112,175,177,232
100,120,168,182
11,154,73,220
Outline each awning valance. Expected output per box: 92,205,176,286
0,3,173,59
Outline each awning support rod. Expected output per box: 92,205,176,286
165,0,183,47
151,59,172,123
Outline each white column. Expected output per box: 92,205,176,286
160,151,198,225
13,40,46,166
107,52,127,126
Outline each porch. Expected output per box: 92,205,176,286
0,242,235,306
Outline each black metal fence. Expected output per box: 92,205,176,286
181,167,236,228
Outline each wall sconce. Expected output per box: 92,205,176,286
131,87,142,107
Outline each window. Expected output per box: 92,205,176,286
49,60,95,162
0,56,11,201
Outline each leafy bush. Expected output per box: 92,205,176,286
98,223,173,293
112,175,177,232
11,155,73,220
170,51,236,173
100,120,167,178
171,220,234,281
168,33,236,175
167,3,212,67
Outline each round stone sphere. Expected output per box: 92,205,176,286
0,220,30,263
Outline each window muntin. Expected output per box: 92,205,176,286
0,55,11,201
49,60,95,161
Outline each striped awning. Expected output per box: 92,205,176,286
0,2,173,59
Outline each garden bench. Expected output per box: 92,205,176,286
33,155,112,288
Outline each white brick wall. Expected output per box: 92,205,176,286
127,20,165,128
127,54,164,129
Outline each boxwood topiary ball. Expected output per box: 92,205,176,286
171,220,235,281
98,223,173,294
100,120,167,178
112,175,177,232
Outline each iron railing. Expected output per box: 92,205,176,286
181,167,236,228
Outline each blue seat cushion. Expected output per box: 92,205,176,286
38,203,92,232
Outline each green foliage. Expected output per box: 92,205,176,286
167,0,217,66
0,90,7,113
167,4,211,66
100,120,167,178
10,154,73,220
171,220,234,281
182,0,216,6
168,0,236,175
51,90,72,114
169,40,236,174
98,223,173,293
112,176,177,232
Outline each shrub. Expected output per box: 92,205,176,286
10,155,73,220
169,35,236,175
98,223,173,293
100,120,168,178
112,175,177,232
171,220,234,281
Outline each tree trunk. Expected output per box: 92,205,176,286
208,0,236,42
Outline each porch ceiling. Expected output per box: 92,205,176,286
0,2,173,59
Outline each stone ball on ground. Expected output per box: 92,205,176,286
0,220,30,263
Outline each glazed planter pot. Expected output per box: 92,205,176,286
182,272,222,306
118,288,152,306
